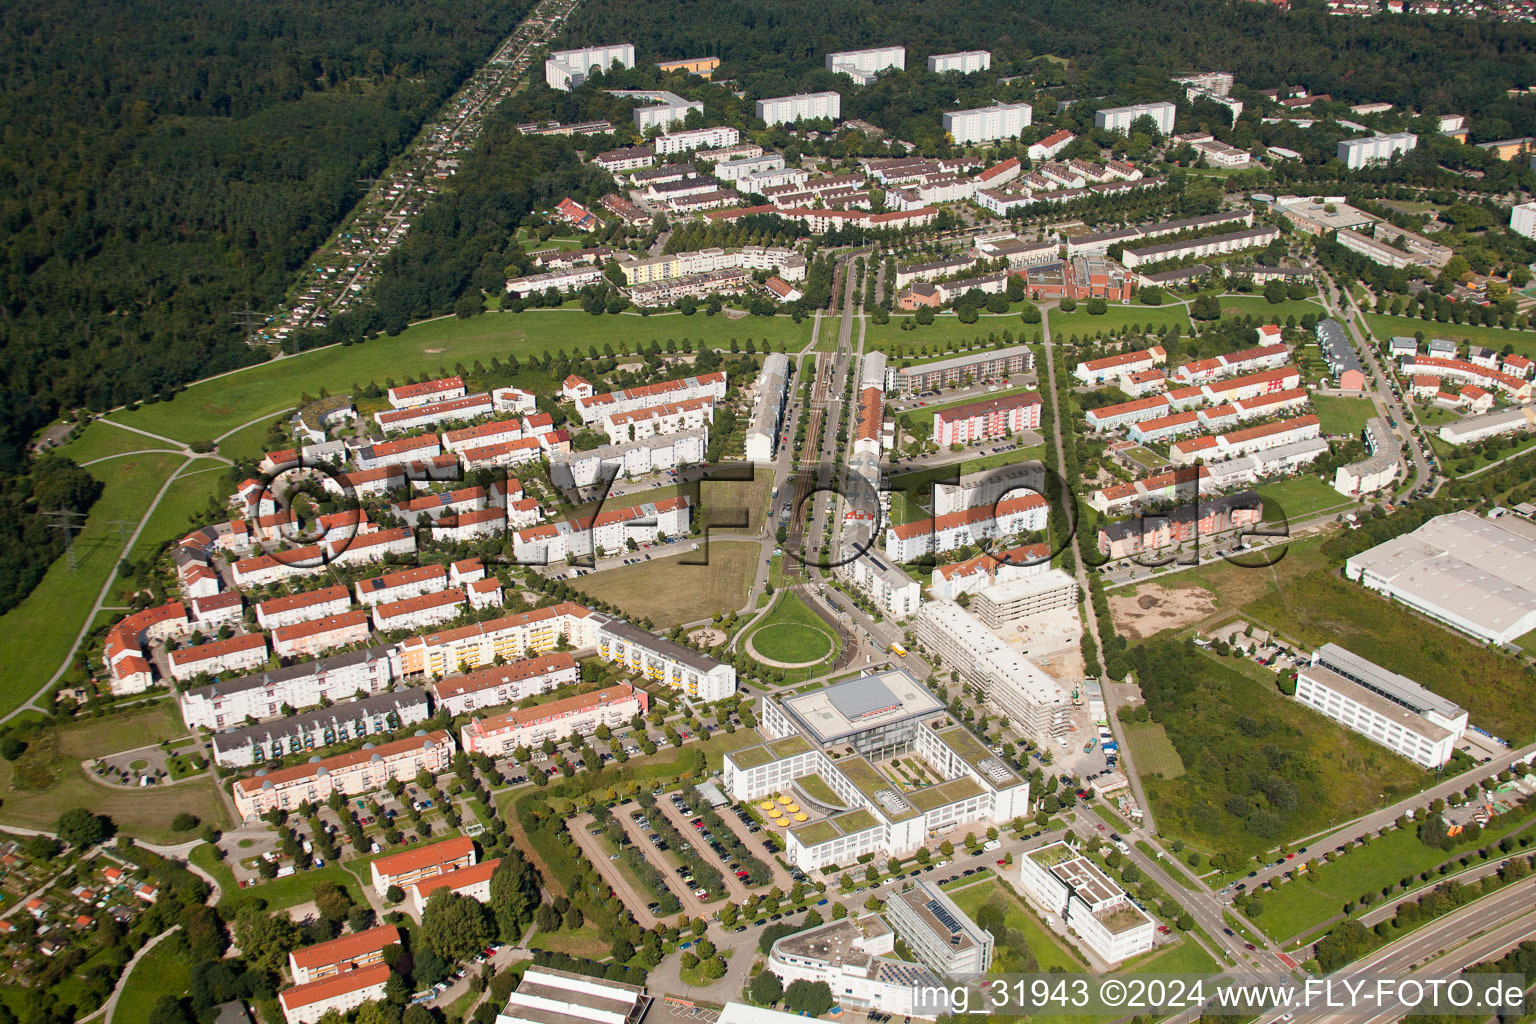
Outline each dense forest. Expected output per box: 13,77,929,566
0,0,534,475
561,0,1536,141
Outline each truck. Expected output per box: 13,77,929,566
1101,742,1119,753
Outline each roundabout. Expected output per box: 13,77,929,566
743,592,841,669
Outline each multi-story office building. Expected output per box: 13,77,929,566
927,50,990,74
1095,101,1177,135
1338,132,1418,169
825,46,906,85
884,880,994,976
722,670,1030,869
756,92,842,125
210,688,431,768
943,102,1032,145
232,731,455,819
545,43,635,91
1017,842,1156,963
766,917,947,1017
912,602,1071,741
1295,645,1467,768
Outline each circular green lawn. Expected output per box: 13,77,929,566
751,622,833,664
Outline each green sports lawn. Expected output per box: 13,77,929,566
1361,313,1536,361
1311,395,1378,437
1048,302,1192,339
1256,475,1355,524
747,593,838,664
106,309,814,443
1215,295,1326,322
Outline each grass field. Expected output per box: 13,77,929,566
1250,817,1535,943
1311,395,1378,438
1244,570,1536,742
948,877,1086,973
866,311,1038,359
1138,646,1428,860
595,470,774,535
1120,720,1186,779
1216,295,1326,322
1122,444,1170,471
747,593,837,664
570,541,760,628
57,422,180,465
104,309,814,443
1049,302,1192,339
127,462,232,561
0,452,190,717
1257,476,1356,523
1362,314,1536,361
106,932,190,1024
0,705,228,841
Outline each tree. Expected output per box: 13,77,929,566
1263,280,1287,305
420,890,493,965
750,969,784,1005
784,980,834,1017
1190,295,1222,321
146,996,192,1024
57,809,113,848
234,908,302,973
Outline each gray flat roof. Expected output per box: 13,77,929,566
1313,643,1464,720
781,669,944,744
211,688,431,754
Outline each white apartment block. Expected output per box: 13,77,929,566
374,393,493,434
595,618,736,701
512,497,691,562
168,633,268,682
609,89,702,131
1295,645,1467,769
460,683,647,756
574,371,728,423
927,50,990,74
970,569,1079,628
1017,842,1156,963
548,429,707,487
210,689,431,768
232,731,455,820
1338,132,1418,169
372,589,467,633
602,396,713,445
943,102,1032,145
545,43,635,91
409,858,499,915
932,463,1047,518
396,602,600,678
430,652,580,716
746,353,791,464
370,836,476,898
713,153,785,182
654,126,741,156
826,46,906,85
756,92,841,125
279,965,390,1024
255,585,352,631
355,565,449,606
913,601,1071,742
1512,200,1536,240
271,610,372,659
929,542,1050,602
884,493,1048,562
1095,101,1176,135
505,264,604,298
179,645,397,731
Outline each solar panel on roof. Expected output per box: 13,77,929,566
926,898,963,934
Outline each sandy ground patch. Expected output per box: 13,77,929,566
688,627,727,647
1034,649,1084,683
1109,584,1216,640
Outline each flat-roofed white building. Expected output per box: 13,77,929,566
913,601,1070,742
1345,510,1536,646
884,880,994,976
1295,644,1467,767
765,918,947,1017
970,569,1079,628
927,50,990,74
756,92,841,125
1095,101,1176,135
746,353,791,463
545,43,635,91
655,126,741,156
826,46,906,85
1338,132,1418,169
494,966,649,1024
943,102,1032,145
1017,841,1156,963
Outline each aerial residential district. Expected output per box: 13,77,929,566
10,4,1536,1024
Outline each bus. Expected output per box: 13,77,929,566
889,642,908,658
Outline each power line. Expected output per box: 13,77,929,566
42,510,88,571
